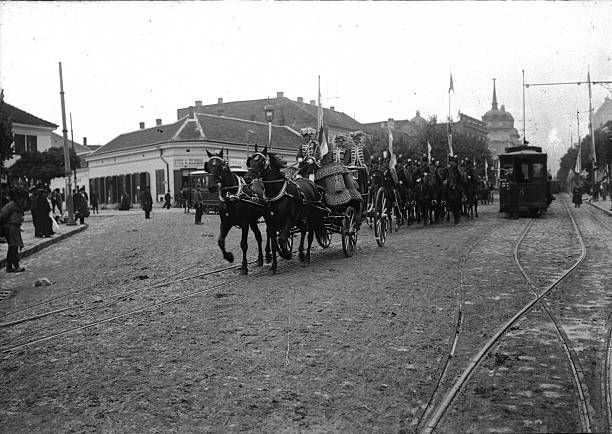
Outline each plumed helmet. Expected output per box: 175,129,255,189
350,131,365,142
333,134,348,145
300,127,317,137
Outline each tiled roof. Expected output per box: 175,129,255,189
196,114,302,150
90,114,302,157
2,102,58,128
91,118,187,156
50,132,92,154
179,96,363,132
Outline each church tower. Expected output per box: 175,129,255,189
482,79,520,158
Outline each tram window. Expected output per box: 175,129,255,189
532,163,544,178
519,163,529,181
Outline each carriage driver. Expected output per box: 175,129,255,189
296,127,321,182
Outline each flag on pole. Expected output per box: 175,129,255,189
427,141,432,163
447,122,454,156
318,124,328,158
484,159,489,181
317,75,328,157
574,146,581,174
388,119,396,171
449,73,454,93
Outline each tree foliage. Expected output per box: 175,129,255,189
0,90,14,179
366,116,492,176
8,147,81,185
556,120,612,189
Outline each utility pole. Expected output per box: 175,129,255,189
70,112,77,190
524,71,612,183
59,62,76,225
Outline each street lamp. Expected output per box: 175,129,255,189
264,103,274,151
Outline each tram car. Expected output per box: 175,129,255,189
187,170,220,214
498,145,551,216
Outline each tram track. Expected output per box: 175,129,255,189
0,243,209,321
582,203,612,432
416,220,505,430
420,197,588,433
0,240,350,355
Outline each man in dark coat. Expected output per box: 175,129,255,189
141,187,153,219
73,187,89,224
163,191,172,209
31,186,52,237
90,190,99,214
0,188,27,272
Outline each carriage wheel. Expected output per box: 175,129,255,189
374,187,388,247
315,224,332,249
342,206,358,257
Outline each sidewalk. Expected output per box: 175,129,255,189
0,222,88,269
587,198,612,217
22,205,187,222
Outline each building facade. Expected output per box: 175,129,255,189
2,102,58,171
85,110,302,204
593,95,612,129
177,91,364,143
481,80,520,158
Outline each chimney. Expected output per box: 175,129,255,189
156,119,162,126
83,137,87,147
218,97,223,104
139,122,145,129
310,100,316,105
277,91,284,99
330,106,335,111
195,100,202,107
297,97,303,104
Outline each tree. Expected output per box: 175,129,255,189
8,147,80,185
556,120,612,190
0,89,14,182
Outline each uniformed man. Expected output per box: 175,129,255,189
296,127,320,181
345,131,370,168
331,134,349,164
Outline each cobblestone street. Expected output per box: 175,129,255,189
0,198,611,432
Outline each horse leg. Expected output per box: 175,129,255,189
218,220,234,263
298,228,306,264
305,227,314,265
249,220,264,267
239,225,249,275
269,229,279,274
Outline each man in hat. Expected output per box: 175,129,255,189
331,134,349,164
296,127,320,182
141,186,153,219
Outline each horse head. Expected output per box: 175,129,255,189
205,149,228,192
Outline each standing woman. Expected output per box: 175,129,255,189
141,186,153,219
0,188,27,273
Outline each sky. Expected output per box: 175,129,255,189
1,1,611,174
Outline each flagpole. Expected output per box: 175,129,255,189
522,69,527,144
587,68,597,182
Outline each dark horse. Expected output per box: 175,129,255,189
446,162,464,225
247,148,327,274
205,149,270,275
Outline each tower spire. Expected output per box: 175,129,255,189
492,78,498,110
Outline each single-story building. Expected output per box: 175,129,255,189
85,109,303,204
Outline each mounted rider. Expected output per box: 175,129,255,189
296,127,321,182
